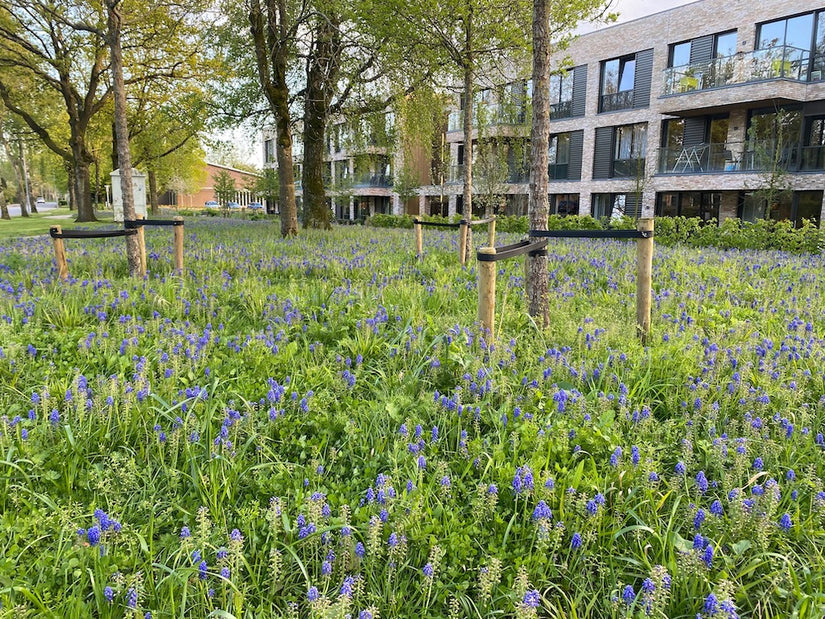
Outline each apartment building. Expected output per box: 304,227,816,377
418,0,825,225
263,112,410,220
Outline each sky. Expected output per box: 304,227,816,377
577,0,697,34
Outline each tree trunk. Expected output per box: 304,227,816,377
65,160,76,211
70,139,97,222
20,139,36,214
462,10,474,229
525,0,550,326
107,0,142,276
302,16,340,230
147,167,159,215
249,0,298,237
0,180,9,220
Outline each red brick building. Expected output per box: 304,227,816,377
161,162,261,209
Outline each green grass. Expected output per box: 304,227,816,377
0,220,823,618
0,208,116,240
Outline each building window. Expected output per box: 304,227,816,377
613,123,647,177
739,190,821,227
666,30,737,93
548,133,570,180
758,10,825,80
264,139,275,164
744,107,802,170
549,71,574,119
656,192,720,221
600,54,635,112
803,116,825,170
550,194,579,216
592,193,642,219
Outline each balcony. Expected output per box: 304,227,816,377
447,104,530,132
550,100,573,120
658,140,824,174
352,173,392,188
612,157,646,177
663,45,811,97
600,90,635,113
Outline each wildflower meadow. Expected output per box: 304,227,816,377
0,219,823,618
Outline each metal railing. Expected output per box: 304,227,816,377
352,173,392,188
600,90,634,113
663,45,811,95
657,140,824,174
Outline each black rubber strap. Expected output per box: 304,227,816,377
529,229,653,239
413,219,464,229
50,228,138,239
477,239,548,262
124,219,184,228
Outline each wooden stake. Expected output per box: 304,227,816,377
465,222,473,263
173,217,184,274
477,247,497,335
414,221,423,258
458,220,467,265
487,217,496,247
636,218,654,344
136,214,147,277
51,226,69,280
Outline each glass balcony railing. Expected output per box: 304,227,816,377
657,140,823,174
447,104,531,132
352,173,392,188
663,45,811,95
447,164,464,183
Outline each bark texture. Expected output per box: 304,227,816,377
107,0,143,277
526,0,550,326
302,15,341,229
461,9,474,231
250,0,298,237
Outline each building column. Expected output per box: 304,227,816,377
579,191,592,217
419,194,428,216
448,194,457,217
393,194,402,216
820,191,825,224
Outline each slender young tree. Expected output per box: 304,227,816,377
526,0,613,324
106,0,142,277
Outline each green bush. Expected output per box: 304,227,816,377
368,212,823,253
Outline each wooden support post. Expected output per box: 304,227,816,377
487,217,496,247
136,214,147,277
173,217,184,274
636,218,654,344
51,226,69,280
477,247,497,335
465,222,473,263
414,221,423,258
458,220,468,266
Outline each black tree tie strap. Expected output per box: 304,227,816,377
124,219,184,228
476,239,548,262
529,229,654,239
50,228,138,239
413,219,464,229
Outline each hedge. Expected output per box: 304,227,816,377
367,214,824,254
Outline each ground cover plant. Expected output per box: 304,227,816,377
0,219,824,618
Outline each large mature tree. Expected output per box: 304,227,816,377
248,0,302,237
0,2,110,221
526,0,613,323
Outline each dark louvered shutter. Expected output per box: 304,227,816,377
593,127,614,179
568,130,583,180
572,65,587,117
633,49,654,108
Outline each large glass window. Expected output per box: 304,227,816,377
600,55,636,111
548,133,570,180
655,192,720,221
550,194,579,216
715,31,737,57
739,191,821,227
803,116,825,170
592,193,641,219
746,108,802,169
670,42,690,67
549,71,574,118
613,123,647,177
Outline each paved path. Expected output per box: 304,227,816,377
6,202,58,217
